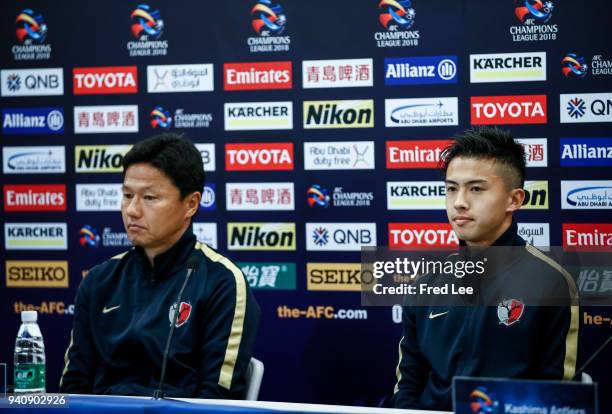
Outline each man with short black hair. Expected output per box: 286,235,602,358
392,127,578,410
60,133,260,399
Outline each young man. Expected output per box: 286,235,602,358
392,127,579,411
60,134,260,399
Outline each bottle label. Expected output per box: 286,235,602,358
14,363,45,391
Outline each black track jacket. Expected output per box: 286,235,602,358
392,221,579,411
59,226,260,399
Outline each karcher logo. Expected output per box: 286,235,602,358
303,100,374,129
75,145,132,173
307,263,374,291
6,260,68,288
228,223,296,251
522,181,549,210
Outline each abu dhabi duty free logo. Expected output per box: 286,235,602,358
12,9,52,60
126,4,168,57
509,0,558,42
374,0,419,48
247,0,290,53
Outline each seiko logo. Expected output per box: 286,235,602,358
6,261,69,287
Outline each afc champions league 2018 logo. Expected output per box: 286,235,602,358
307,185,330,208
251,0,287,36
150,106,172,130
79,225,100,248
131,4,164,40
514,0,554,24
562,53,588,78
378,0,416,30
15,9,47,44
469,386,500,414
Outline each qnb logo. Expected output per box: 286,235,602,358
79,225,100,247
6,74,21,92
312,227,330,246
16,9,47,43
378,0,416,30
150,106,172,129
562,53,587,78
560,93,612,123
307,185,330,208
251,0,287,35
566,98,586,118
515,0,554,24
131,4,164,40
2,69,63,96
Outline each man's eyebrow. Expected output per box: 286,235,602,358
121,184,153,191
444,179,488,185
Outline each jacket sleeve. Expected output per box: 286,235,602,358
391,304,430,409
196,266,261,399
59,272,99,393
534,263,579,381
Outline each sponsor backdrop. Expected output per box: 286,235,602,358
1,0,611,409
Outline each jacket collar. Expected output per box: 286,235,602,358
133,225,196,281
459,219,525,248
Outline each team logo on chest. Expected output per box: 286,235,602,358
169,301,192,328
497,299,525,326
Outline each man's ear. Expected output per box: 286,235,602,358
184,191,202,219
507,188,525,213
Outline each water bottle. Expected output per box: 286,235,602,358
14,311,45,393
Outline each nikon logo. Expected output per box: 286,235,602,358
75,145,131,173
6,260,68,288
228,223,296,250
522,181,549,210
307,263,374,291
303,100,374,129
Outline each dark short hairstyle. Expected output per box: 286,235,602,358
440,127,526,190
122,133,204,199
